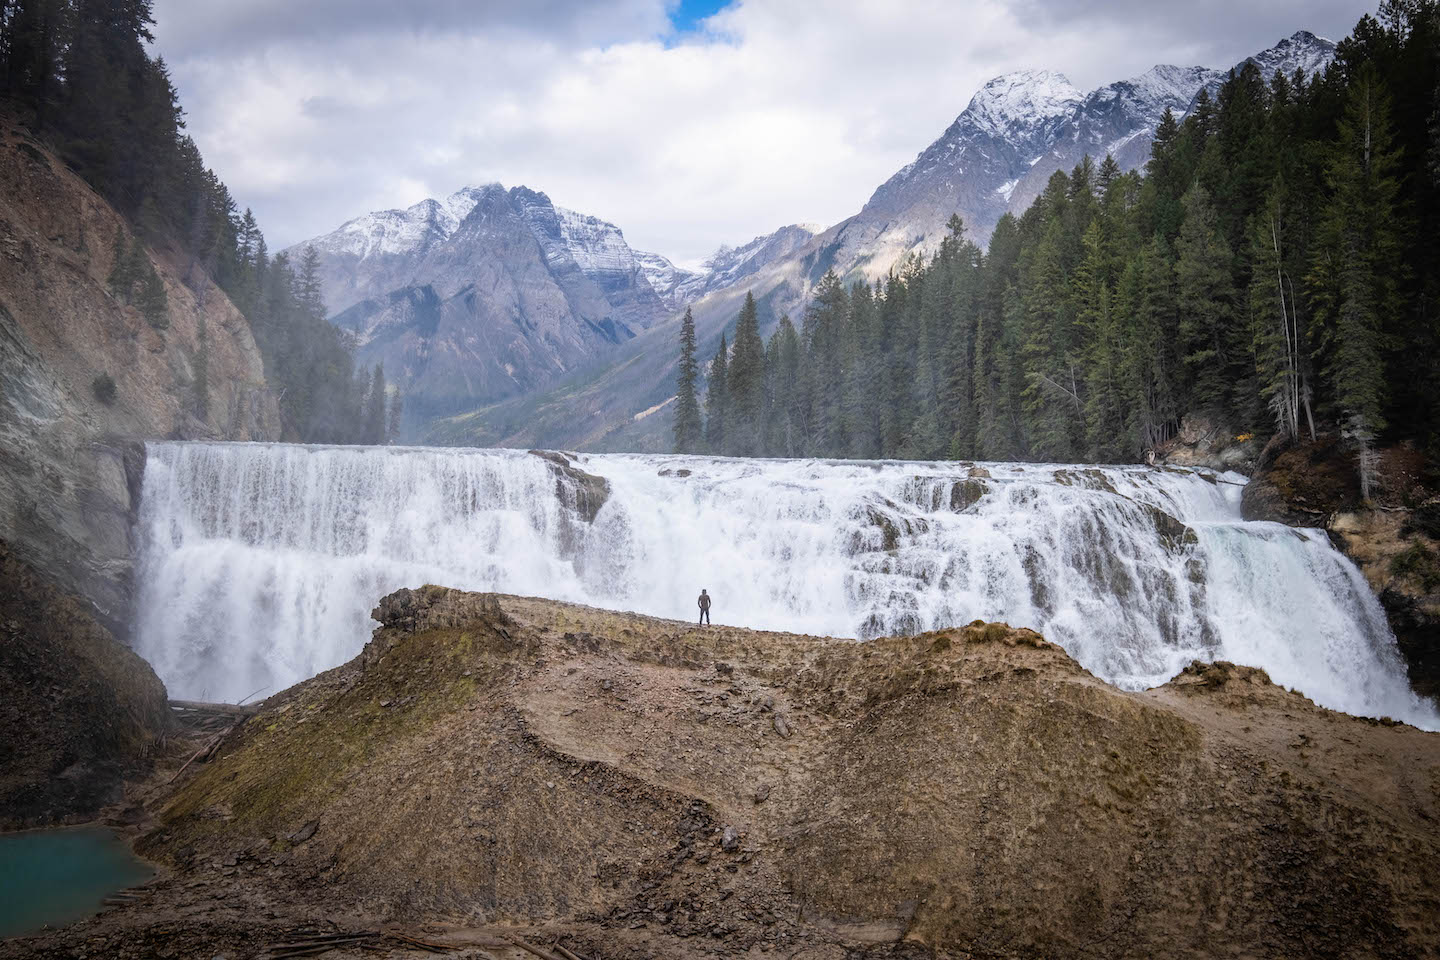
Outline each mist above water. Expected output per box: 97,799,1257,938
132,442,1438,729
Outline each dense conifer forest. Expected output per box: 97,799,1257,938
0,0,396,443
675,2,1440,467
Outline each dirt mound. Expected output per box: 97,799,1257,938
8,588,1440,959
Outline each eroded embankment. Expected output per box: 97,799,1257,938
7,588,1440,960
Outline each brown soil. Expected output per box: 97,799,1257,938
4,588,1440,959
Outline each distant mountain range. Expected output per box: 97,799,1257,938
288,187,815,421
290,30,1336,446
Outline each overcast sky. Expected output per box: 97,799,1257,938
150,0,1375,265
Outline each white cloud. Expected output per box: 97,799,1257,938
151,0,1375,261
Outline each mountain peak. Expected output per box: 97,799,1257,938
966,69,1083,132
1240,29,1336,81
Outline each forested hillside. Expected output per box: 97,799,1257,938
0,0,395,443
677,2,1439,467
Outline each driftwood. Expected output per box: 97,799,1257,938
267,929,467,958
502,934,567,960
169,699,261,717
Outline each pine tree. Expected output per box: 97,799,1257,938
1248,179,1312,441
1306,64,1404,435
364,364,387,444
297,245,326,321
705,334,728,454
106,228,134,302
193,311,209,421
1174,184,1237,414
136,253,168,329
672,307,703,454
726,293,766,456
1076,221,1125,459
765,317,803,456
387,390,405,445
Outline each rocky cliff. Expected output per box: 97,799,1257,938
0,123,280,637
0,540,170,829
10,589,1436,958
1242,434,1440,701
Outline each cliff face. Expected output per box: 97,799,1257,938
1242,434,1440,700
0,124,280,636
12,589,1427,959
0,540,170,828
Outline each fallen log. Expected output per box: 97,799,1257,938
502,935,567,960
169,699,261,717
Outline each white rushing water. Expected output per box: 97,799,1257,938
132,442,1439,728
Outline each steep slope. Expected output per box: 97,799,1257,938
0,123,280,634
13,588,1438,958
0,541,169,829
295,185,677,423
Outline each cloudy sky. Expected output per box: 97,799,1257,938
151,0,1374,264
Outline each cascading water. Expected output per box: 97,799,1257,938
132,442,1439,729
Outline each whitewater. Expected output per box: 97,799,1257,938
132,442,1439,729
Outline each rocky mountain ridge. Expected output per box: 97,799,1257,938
292,184,816,427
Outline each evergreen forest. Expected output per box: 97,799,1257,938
675,2,1440,466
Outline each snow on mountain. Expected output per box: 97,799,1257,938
307,186,492,262
635,223,820,311
1223,30,1336,95
966,69,1085,137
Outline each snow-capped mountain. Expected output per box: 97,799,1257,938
291,186,823,429
429,30,1340,453
806,30,1334,278
288,184,678,425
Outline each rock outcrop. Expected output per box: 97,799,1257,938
0,123,280,637
1242,433,1440,700
0,540,170,829
10,590,1436,959
1157,413,1259,474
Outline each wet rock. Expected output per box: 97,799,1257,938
950,478,988,511
529,450,610,523
1145,505,1199,553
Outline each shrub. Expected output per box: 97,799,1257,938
91,373,117,405
1391,542,1440,592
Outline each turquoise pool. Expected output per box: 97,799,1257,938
0,826,153,938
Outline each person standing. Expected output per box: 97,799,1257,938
697,589,712,625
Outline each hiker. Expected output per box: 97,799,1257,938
698,588,712,625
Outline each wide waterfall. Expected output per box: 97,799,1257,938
132,442,1439,729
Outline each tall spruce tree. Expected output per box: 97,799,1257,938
705,334,728,454
673,307,703,453
1174,184,1238,414
1307,63,1404,435
726,293,766,456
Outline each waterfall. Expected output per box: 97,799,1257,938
132,442,1438,729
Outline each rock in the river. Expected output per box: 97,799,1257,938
529,449,610,523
